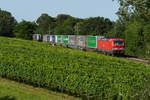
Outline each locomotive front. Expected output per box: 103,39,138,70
111,39,125,55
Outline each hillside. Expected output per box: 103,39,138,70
0,37,150,100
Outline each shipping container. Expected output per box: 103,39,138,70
87,36,97,48
52,35,56,43
68,35,77,48
57,35,63,43
69,35,76,46
55,35,57,43
76,35,86,49
47,35,50,42
43,35,51,42
43,35,47,42
63,35,69,44
33,34,41,41
49,35,52,42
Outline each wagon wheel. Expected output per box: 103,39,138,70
52,44,55,46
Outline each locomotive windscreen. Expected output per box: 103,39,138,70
113,40,124,46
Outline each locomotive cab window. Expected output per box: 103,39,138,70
113,40,124,46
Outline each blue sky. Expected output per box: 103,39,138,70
0,0,119,22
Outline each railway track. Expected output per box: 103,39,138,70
50,42,150,65
122,56,150,65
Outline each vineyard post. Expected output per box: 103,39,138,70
87,70,90,100
61,67,64,100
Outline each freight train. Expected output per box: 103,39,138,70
33,34,125,55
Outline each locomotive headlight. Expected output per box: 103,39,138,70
112,48,124,50
120,48,124,50
112,48,118,50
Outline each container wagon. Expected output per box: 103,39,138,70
76,35,86,50
68,35,78,49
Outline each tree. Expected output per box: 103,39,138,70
56,14,72,25
124,21,145,57
55,16,81,35
143,24,150,57
36,14,55,35
14,20,37,40
113,0,150,58
74,17,113,35
113,0,150,22
0,9,17,37
106,17,126,38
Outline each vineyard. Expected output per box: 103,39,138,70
0,37,150,100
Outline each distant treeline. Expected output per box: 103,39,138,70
0,8,114,38
0,0,150,59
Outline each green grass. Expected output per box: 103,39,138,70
0,78,81,100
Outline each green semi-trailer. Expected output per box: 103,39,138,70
87,36,97,48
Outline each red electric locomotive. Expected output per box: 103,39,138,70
97,37,125,55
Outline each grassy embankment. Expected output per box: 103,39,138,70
0,78,81,100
